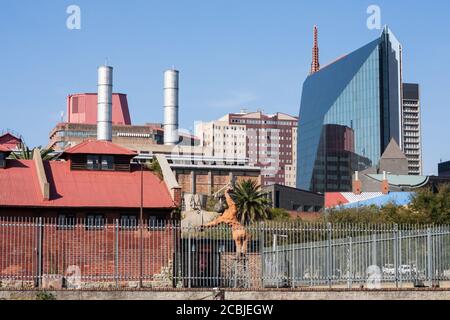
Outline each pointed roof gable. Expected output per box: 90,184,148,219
63,140,137,156
381,138,407,160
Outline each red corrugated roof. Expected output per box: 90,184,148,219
63,140,137,156
0,159,175,209
0,145,10,152
325,193,349,208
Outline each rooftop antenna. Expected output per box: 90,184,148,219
60,111,65,122
310,25,320,75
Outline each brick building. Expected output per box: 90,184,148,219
0,140,181,288
0,140,180,220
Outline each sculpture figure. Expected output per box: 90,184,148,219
202,185,249,255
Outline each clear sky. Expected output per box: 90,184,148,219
1,0,449,175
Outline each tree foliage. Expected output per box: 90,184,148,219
146,159,163,180
8,143,58,161
232,179,271,224
268,208,293,221
324,184,450,225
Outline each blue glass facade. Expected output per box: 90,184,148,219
297,27,402,193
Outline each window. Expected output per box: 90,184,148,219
0,153,5,168
57,214,76,229
148,216,167,230
120,214,137,229
87,155,100,170
86,214,105,230
101,155,114,170
87,155,114,171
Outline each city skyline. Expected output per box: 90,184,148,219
1,1,450,174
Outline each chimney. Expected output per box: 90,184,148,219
97,65,113,141
352,171,362,195
381,171,389,194
164,69,179,145
33,149,50,201
310,25,320,75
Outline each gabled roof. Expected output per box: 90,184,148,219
63,140,137,156
381,138,407,160
325,192,414,209
0,159,175,209
366,174,429,188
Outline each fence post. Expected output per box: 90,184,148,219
427,227,432,286
327,223,332,288
291,224,295,289
371,233,377,267
393,224,399,288
259,222,265,289
187,229,192,289
114,219,119,289
35,217,43,288
347,236,352,289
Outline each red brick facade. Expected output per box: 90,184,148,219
0,216,176,288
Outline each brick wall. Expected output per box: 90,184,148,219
220,253,262,288
0,217,176,287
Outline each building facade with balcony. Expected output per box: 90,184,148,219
402,83,422,175
195,111,298,186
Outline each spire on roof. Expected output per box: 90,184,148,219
381,138,407,160
310,25,320,75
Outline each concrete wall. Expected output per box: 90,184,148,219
1,289,450,300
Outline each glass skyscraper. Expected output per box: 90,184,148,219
297,27,403,193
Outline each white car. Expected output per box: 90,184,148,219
398,265,417,275
382,264,396,276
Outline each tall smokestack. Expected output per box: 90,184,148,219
97,65,113,141
163,69,179,145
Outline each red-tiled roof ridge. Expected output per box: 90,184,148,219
0,145,11,152
63,140,137,156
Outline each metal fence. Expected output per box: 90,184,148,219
1,217,449,290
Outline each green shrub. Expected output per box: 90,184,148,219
36,291,56,300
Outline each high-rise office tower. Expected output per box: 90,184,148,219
402,83,422,175
297,26,404,193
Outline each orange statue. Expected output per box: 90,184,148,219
202,186,249,255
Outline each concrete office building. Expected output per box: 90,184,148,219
402,83,422,175
196,111,298,186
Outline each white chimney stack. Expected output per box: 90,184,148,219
97,65,113,141
163,69,179,145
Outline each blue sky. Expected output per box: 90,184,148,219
0,0,449,174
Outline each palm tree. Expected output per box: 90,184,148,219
9,143,58,161
232,179,271,224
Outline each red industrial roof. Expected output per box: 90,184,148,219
0,159,175,209
325,193,349,208
0,145,10,152
67,93,132,125
63,140,137,156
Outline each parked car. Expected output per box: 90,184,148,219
382,264,396,276
382,264,418,276
398,264,417,275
